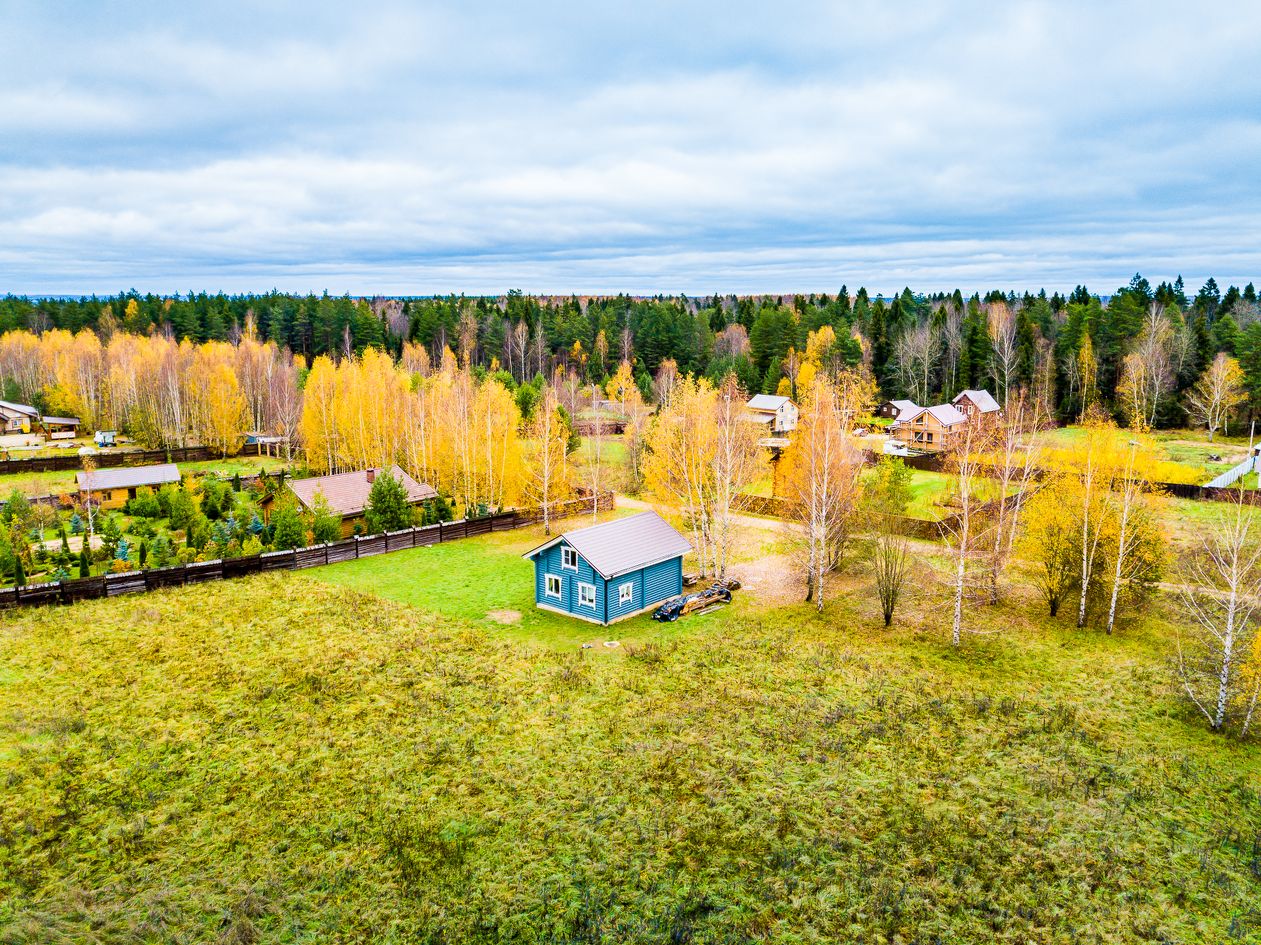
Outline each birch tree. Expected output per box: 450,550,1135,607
893,321,938,405
984,390,1044,603
1177,488,1261,736
1018,474,1078,617
645,377,718,576
784,375,865,610
709,375,765,579
1103,439,1148,635
1185,353,1246,442
1071,414,1115,630
526,387,571,535
942,418,995,645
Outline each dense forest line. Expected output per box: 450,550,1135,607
2,275,1258,426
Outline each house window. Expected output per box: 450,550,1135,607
619,582,633,605
926,432,933,443
545,574,562,599
578,583,595,608
561,547,578,570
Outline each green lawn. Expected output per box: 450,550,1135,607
309,508,704,650
1043,426,1253,484
1,540,1258,941
906,469,956,520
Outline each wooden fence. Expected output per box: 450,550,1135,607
0,444,271,476
0,491,615,611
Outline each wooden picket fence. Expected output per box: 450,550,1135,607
0,491,615,611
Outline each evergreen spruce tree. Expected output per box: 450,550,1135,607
364,471,412,534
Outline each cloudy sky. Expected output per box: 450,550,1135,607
2,1,1259,296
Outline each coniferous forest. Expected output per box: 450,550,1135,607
2,275,1254,426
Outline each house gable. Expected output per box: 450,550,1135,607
526,525,686,625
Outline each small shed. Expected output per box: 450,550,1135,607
41,415,81,439
523,511,691,625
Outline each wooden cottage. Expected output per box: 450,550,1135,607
889,403,969,453
523,511,691,625
77,463,181,510
952,389,1002,420
877,399,919,420
282,466,437,537
745,394,799,434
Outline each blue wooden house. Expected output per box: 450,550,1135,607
523,511,692,625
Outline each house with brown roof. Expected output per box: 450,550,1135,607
889,403,969,453
278,466,438,537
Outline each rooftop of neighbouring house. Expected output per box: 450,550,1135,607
524,510,692,579
953,389,1001,412
77,463,181,492
896,403,968,427
746,394,795,412
286,466,437,518
0,400,38,417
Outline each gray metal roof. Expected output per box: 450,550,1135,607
77,463,181,492
897,403,967,427
0,400,38,417
746,394,794,412
41,415,80,425
953,389,1001,412
525,510,692,579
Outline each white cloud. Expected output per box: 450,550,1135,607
0,0,1259,293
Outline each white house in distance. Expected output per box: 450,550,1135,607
745,394,799,434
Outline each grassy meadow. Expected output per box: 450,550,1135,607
2,513,1260,943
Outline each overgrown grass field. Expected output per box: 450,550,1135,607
2,519,1259,942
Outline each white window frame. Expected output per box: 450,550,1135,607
618,582,634,605
578,582,596,608
561,546,578,571
545,574,562,599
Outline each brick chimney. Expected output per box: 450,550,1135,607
366,468,376,483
